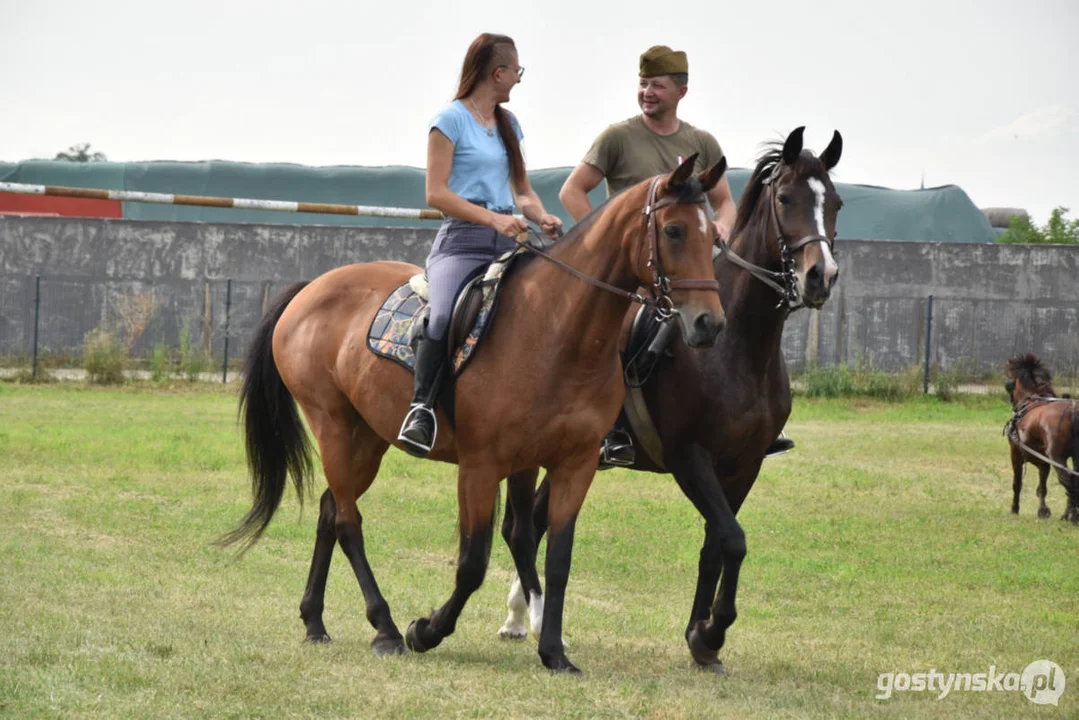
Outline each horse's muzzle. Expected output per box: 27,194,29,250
680,308,724,348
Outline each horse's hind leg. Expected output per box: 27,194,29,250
499,468,543,640
1036,464,1052,519
310,406,403,656
299,489,337,642
407,467,501,653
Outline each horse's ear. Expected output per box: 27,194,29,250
698,156,728,192
820,130,843,171
782,126,805,165
667,152,699,190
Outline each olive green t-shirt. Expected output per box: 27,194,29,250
581,115,723,196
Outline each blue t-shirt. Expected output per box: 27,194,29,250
429,100,524,213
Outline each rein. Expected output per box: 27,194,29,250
1004,395,1079,478
516,175,719,317
716,177,834,312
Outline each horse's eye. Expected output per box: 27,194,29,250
777,194,792,205
664,225,683,240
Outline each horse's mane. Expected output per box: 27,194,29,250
558,174,706,246
731,143,828,239
1007,353,1056,396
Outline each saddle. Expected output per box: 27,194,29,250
367,248,522,376
623,305,678,388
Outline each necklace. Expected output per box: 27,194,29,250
468,98,495,137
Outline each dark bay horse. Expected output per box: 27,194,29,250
498,127,843,674
222,156,728,673
1004,353,1079,522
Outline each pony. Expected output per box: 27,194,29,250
1004,353,1079,522
498,127,844,674
221,155,728,673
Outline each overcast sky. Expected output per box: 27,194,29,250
3,0,1077,223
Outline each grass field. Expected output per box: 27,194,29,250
0,383,1076,718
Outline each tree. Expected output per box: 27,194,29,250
997,206,1079,244
54,143,107,162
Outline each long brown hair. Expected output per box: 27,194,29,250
454,33,526,190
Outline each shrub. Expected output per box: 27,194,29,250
83,329,127,385
179,321,208,382
150,342,172,382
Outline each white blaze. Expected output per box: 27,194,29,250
807,177,839,280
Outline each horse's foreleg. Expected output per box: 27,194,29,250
1010,446,1024,515
406,467,501,653
299,489,337,642
1036,464,1052,519
670,445,746,674
499,468,543,640
536,459,596,674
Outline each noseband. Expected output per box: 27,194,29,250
717,171,836,312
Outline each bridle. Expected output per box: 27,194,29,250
519,174,719,318
1004,391,1079,479
717,168,836,312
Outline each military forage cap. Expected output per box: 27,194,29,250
639,45,688,77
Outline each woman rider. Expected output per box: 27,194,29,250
398,33,562,457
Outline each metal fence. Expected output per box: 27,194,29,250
0,274,301,381
5,273,1079,387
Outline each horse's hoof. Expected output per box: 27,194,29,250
1038,507,1051,519
697,658,727,675
372,634,407,657
304,633,332,644
541,652,581,674
498,627,527,641
687,625,720,667
405,618,442,653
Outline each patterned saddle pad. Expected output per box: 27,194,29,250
366,252,518,376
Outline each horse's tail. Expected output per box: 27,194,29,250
217,282,314,553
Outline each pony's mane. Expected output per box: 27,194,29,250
1007,353,1056,396
731,143,827,239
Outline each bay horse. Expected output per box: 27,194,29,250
1004,353,1079,523
498,127,844,674
221,155,728,673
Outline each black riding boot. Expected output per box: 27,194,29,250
398,334,448,457
764,432,795,458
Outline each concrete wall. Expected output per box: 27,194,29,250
3,217,1078,375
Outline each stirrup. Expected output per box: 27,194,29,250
398,403,437,457
599,432,635,469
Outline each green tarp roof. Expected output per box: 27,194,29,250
0,159,997,242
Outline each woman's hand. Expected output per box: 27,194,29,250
538,213,563,239
490,213,529,238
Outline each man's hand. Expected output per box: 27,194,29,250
539,213,564,239
713,219,731,243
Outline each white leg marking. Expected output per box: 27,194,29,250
529,591,544,636
498,576,528,640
